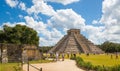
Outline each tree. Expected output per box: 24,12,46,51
0,24,39,46
39,46,53,53
99,41,120,53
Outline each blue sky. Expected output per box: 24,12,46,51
0,0,102,24
0,0,120,46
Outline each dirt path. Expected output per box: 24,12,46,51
23,59,84,71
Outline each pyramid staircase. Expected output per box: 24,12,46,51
64,34,81,53
74,34,90,53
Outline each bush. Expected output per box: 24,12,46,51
76,57,83,62
71,57,93,70
70,56,76,60
85,62,93,69
111,65,120,71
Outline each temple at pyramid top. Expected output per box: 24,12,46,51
67,29,80,35
49,29,104,54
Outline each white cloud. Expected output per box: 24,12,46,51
51,28,63,38
40,28,63,46
45,0,80,5
27,0,56,16
48,9,85,31
100,0,120,26
88,0,120,44
24,16,63,46
83,25,105,44
24,16,47,33
92,20,99,24
5,0,18,8
100,0,120,43
19,2,26,10
38,27,63,46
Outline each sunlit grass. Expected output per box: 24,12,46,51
0,63,22,71
77,54,120,66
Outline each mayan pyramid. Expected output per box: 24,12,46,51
49,29,104,54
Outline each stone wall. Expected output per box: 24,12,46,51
0,43,41,63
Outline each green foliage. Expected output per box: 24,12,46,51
39,46,53,53
71,56,93,70
0,24,39,46
99,41,120,52
111,65,120,71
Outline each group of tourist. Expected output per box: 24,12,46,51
47,52,78,61
55,53,77,61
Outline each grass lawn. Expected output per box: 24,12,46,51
0,62,22,71
0,59,53,71
77,54,120,66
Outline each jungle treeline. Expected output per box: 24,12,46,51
98,41,120,53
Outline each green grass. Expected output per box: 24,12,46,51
0,59,53,71
0,62,22,71
77,54,120,66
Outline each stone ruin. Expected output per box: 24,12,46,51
0,43,41,63
49,29,104,54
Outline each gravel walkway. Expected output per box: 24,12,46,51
23,59,84,71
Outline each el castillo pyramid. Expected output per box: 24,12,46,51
49,29,104,54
